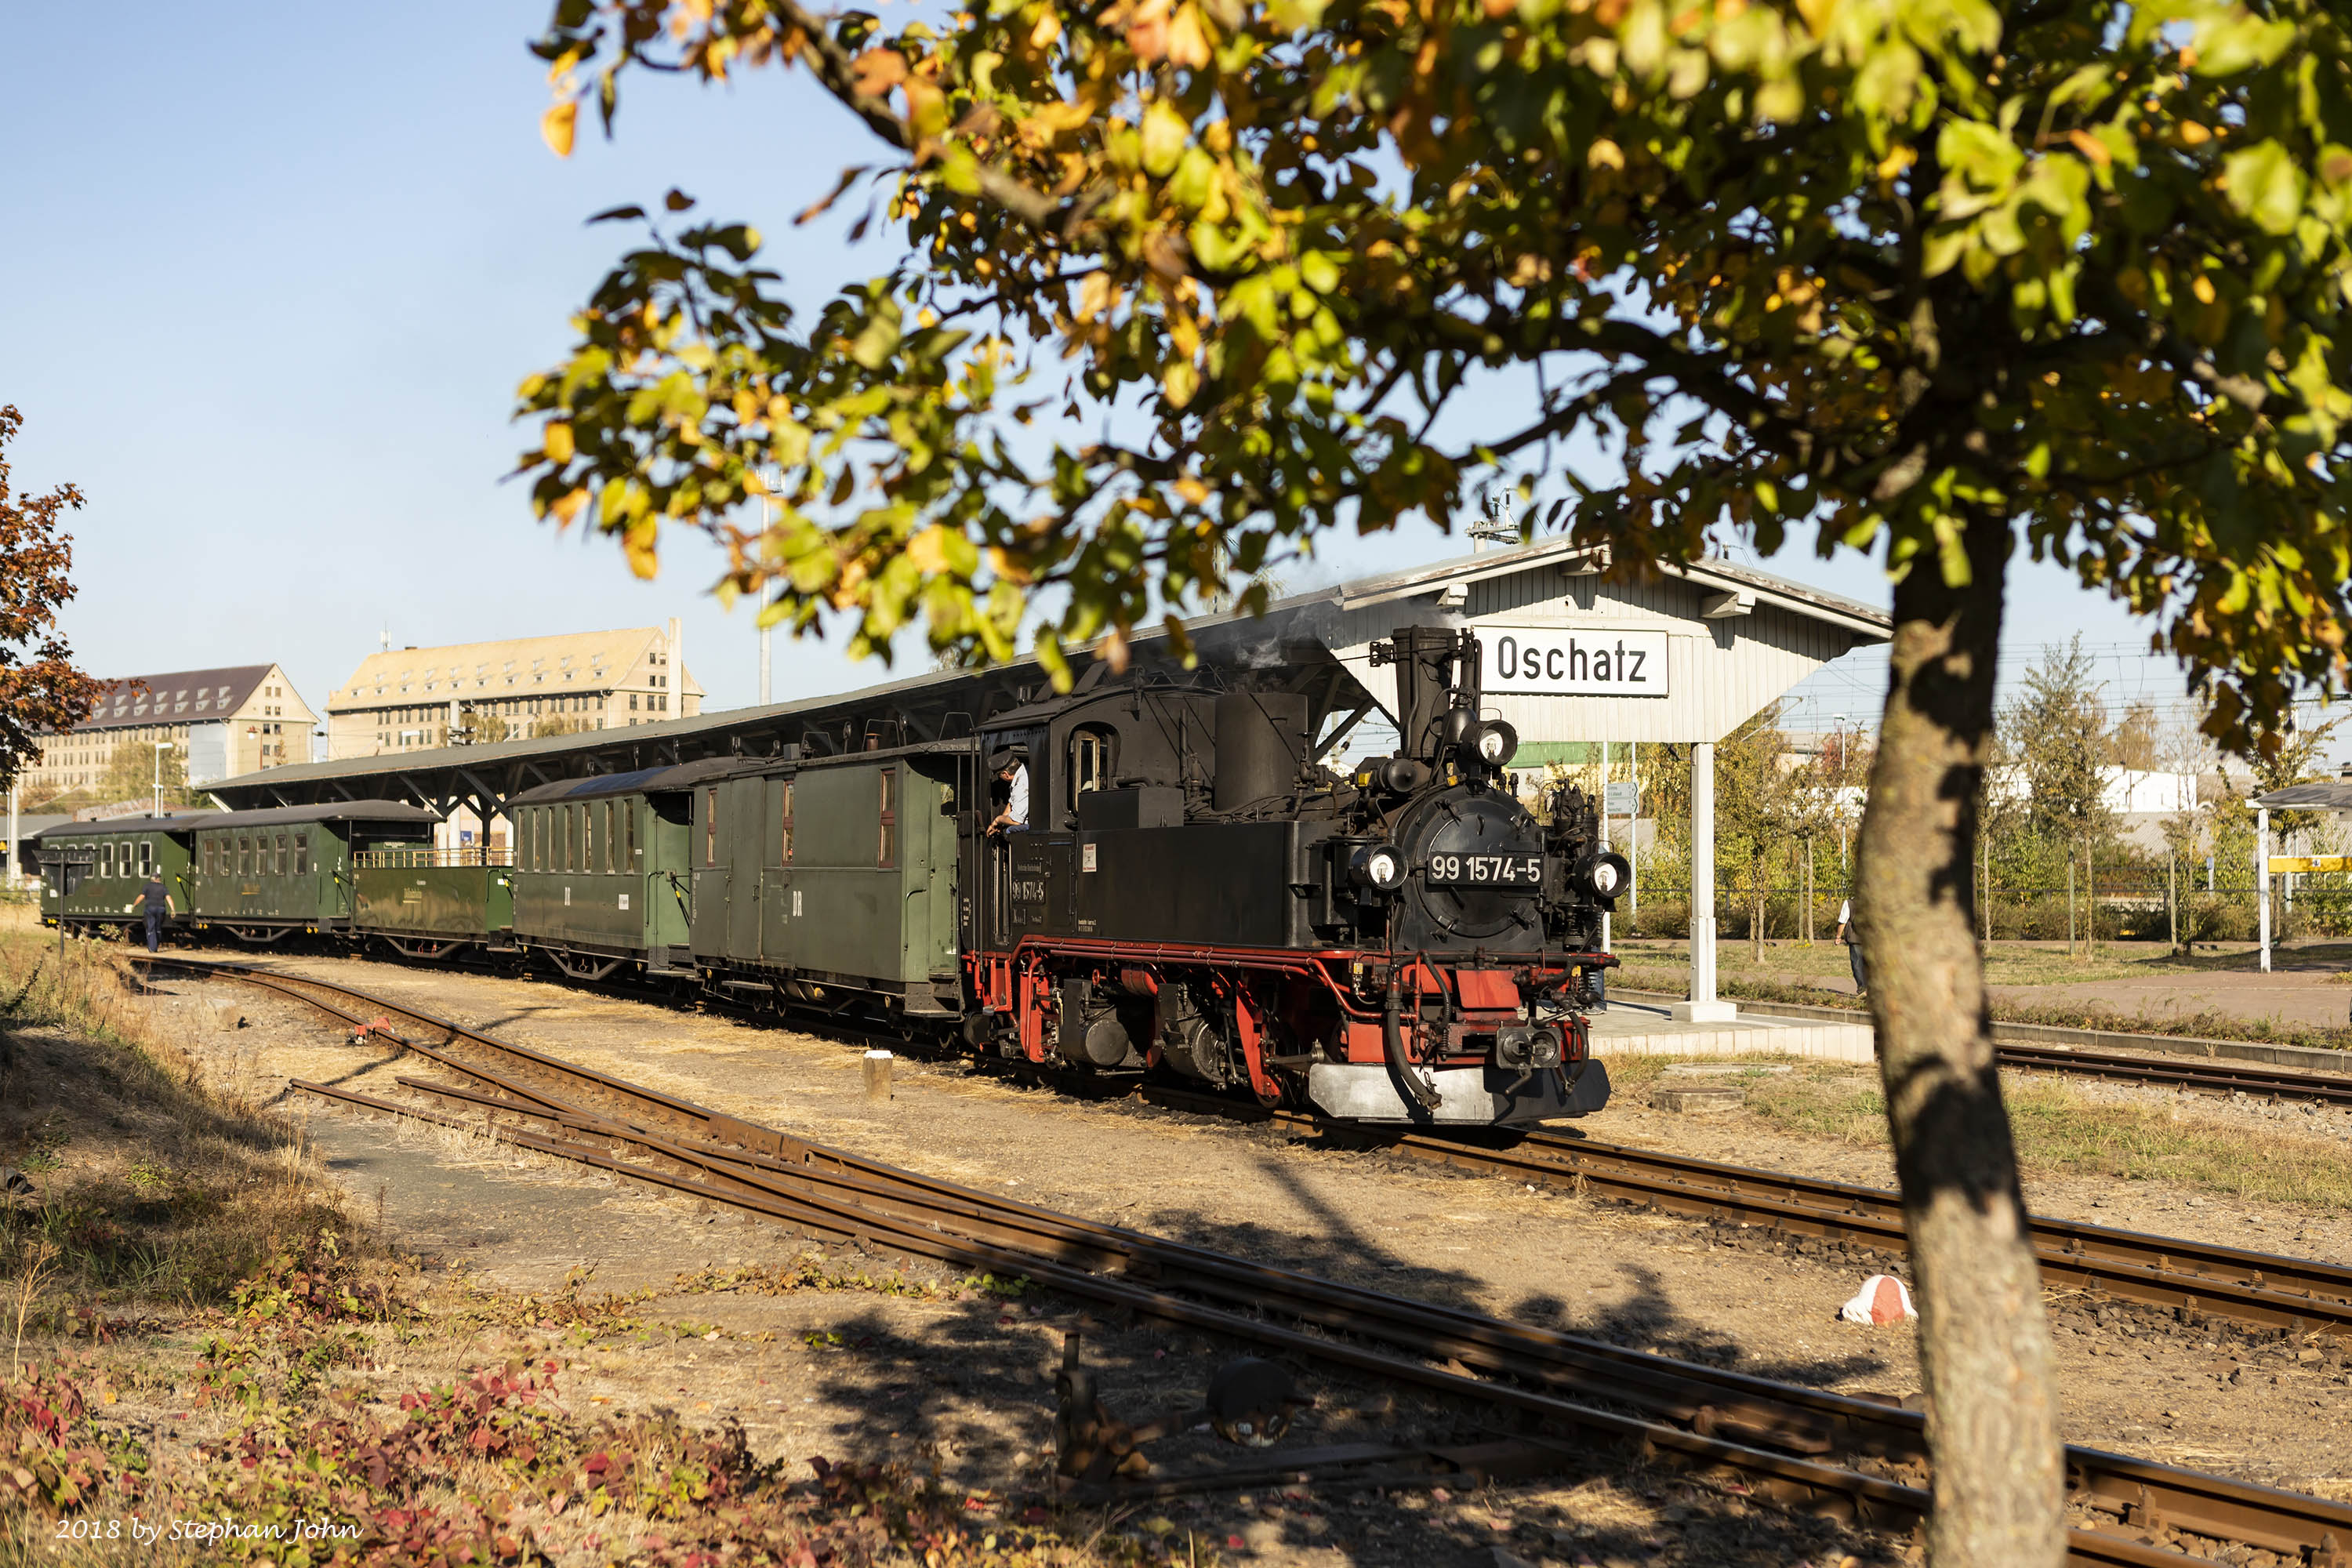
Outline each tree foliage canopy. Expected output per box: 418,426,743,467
520,0,2352,728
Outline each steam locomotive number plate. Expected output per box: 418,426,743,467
1424,853,1544,886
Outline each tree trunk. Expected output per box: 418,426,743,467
1854,515,2063,1566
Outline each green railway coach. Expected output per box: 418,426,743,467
353,851,517,958
688,744,965,1019
506,758,742,979
187,801,437,942
33,814,208,937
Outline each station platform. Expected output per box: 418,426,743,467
1588,996,1877,1064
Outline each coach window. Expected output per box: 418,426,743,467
276,834,289,876
877,767,897,868
567,804,582,872
139,842,153,877
586,803,600,873
779,782,794,866
100,842,114,879
237,836,250,876
624,801,640,872
705,789,719,866
293,833,309,876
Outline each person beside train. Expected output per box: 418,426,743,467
132,869,173,953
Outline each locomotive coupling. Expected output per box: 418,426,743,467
1494,1025,1564,1072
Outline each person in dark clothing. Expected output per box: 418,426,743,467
133,872,173,953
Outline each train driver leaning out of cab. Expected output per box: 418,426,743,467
988,750,1029,837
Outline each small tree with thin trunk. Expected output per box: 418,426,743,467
517,4,2352,1559
0,406,103,793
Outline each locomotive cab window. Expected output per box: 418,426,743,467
1071,727,1114,794
877,768,897,867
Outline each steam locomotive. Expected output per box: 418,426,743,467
37,626,1622,1127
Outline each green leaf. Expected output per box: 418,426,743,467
2223,141,2307,237
1141,100,1189,178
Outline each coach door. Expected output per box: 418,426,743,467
721,777,763,961
689,786,728,958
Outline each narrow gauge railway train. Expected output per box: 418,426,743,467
36,627,1627,1126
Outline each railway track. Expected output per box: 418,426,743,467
1613,987,2352,1107
140,956,2352,1566
1148,1087,2352,1340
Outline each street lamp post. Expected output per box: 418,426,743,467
152,741,172,817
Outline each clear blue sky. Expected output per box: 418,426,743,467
0,1,2258,756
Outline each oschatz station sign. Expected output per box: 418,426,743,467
1476,626,1670,697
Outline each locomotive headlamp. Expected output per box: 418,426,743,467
1350,842,1407,892
1581,851,1632,901
1469,720,1519,768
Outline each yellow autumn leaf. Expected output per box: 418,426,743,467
551,488,590,525
1174,475,1210,505
906,524,954,574
543,421,575,464
1166,3,1211,69
542,100,579,158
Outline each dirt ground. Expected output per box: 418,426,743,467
153,942,2352,1534
111,948,1934,1568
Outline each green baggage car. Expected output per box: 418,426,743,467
32,814,207,938
687,743,965,1021
188,801,438,942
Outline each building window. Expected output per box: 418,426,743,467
780,781,793,866
705,789,718,866
630,694,638,711
877,767,897,868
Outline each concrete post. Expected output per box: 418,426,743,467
1673,739,1737,1022
5,781,16,889
2257,806,2271,974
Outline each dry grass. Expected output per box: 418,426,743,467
1624,1052,2352,1210
0,909,365,1312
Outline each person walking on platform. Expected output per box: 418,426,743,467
1835,894,1866,997
132,868,174,953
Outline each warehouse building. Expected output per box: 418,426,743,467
16,663,312,804
323,620,704,758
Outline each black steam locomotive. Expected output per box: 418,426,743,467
966,626,1624,1124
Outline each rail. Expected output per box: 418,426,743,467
128,956,2352,1566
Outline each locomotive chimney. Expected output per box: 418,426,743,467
1379,626,1477,762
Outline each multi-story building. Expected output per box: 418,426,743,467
323,621,704,759
18,665,314,801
